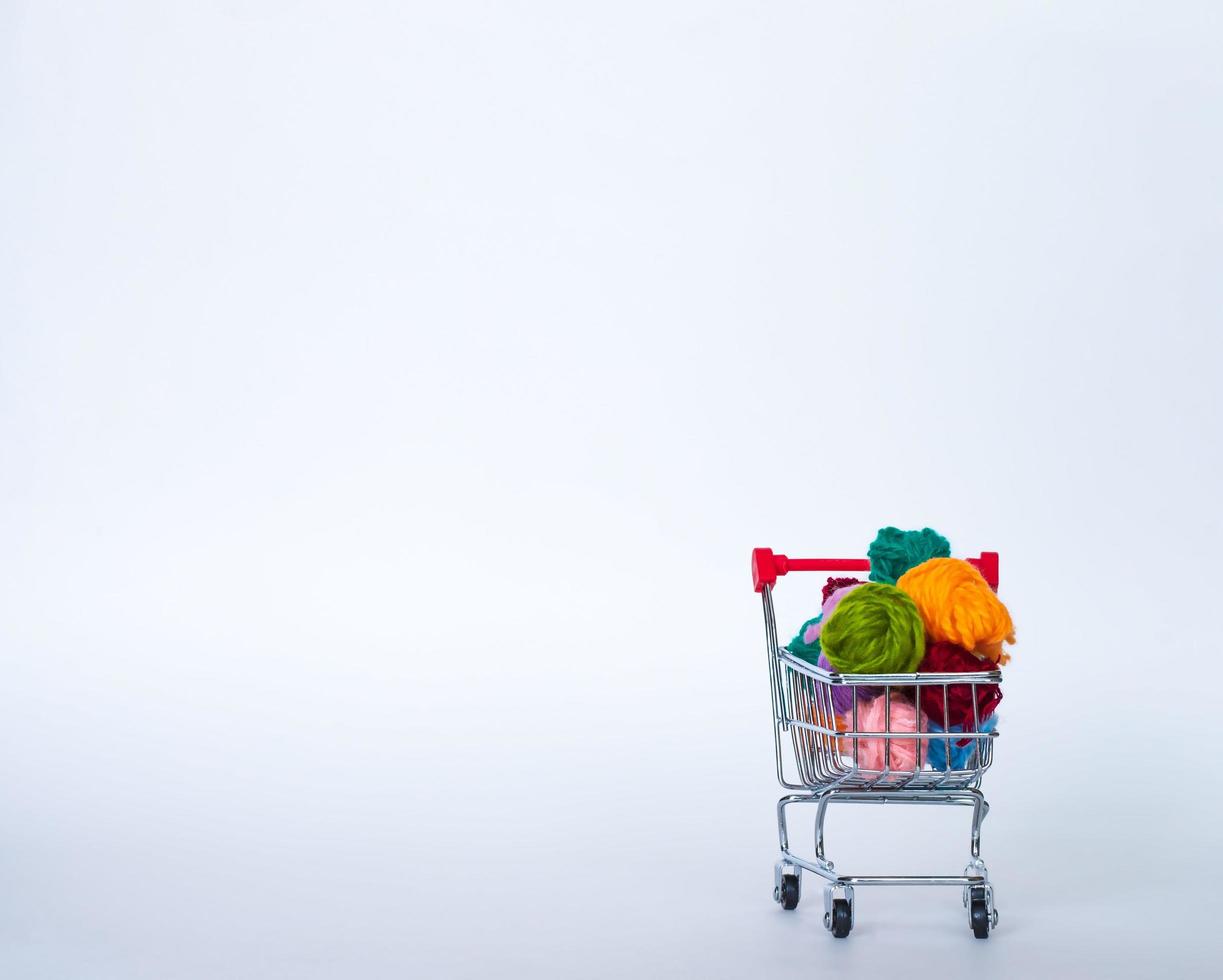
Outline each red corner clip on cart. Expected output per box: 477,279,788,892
752,548,1002,939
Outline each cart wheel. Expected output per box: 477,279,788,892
969,888,990,939
829,898,852,938
777,874,800,910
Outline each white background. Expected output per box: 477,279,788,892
3,2,1222,977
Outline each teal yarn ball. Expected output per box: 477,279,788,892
787,614,822,665
867,526,951,585
820,583,926,674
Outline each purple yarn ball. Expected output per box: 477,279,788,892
818,640,882,716
818,653,856,715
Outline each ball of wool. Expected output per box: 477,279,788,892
867,527,951,585
820,583,926,675
851,693,927,771
822,576,864,603
787,583,866,664
897,558,1016,665
917,641,1003,734
787,614,823,664
815,653,881,715
816,712,852,756
927,714,997,772
791,671,849,753
822,582,864,622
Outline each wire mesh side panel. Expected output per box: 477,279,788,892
779,656,997,791
786,670,844,785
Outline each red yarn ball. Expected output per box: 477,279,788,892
823,576,864,603
917,642,1002,737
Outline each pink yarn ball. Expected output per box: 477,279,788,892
822,582,864,622
803,583,867,646
851,694,927,771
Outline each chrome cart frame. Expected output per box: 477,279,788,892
752,547,1004,939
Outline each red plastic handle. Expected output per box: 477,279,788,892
752,547,999,592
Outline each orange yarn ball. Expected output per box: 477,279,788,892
896,558,1016,665
793,677,852,754
823,713,851,755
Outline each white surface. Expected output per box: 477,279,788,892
3,2,1222,977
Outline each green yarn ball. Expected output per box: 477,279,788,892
867,526,951,585
820,583,926,674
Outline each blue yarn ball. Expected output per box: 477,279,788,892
926,714,997,771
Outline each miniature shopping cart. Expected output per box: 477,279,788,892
752,547,1003,939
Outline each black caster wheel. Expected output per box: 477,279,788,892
969,887,991,939
777,874,800,910
829,898,852,938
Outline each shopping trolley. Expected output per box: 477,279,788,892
752,547,1003,939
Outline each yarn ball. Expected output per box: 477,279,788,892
816,712,851,756
787,583,866,664
822,582,864,622
897,558,1016,665
867,527,951,585
850,693,927,771
815,653,881,715
927,715,997,772
820,583,926,675
789,671,855,756
787,614,823,664
822,576,864,603
917,641,1003,734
